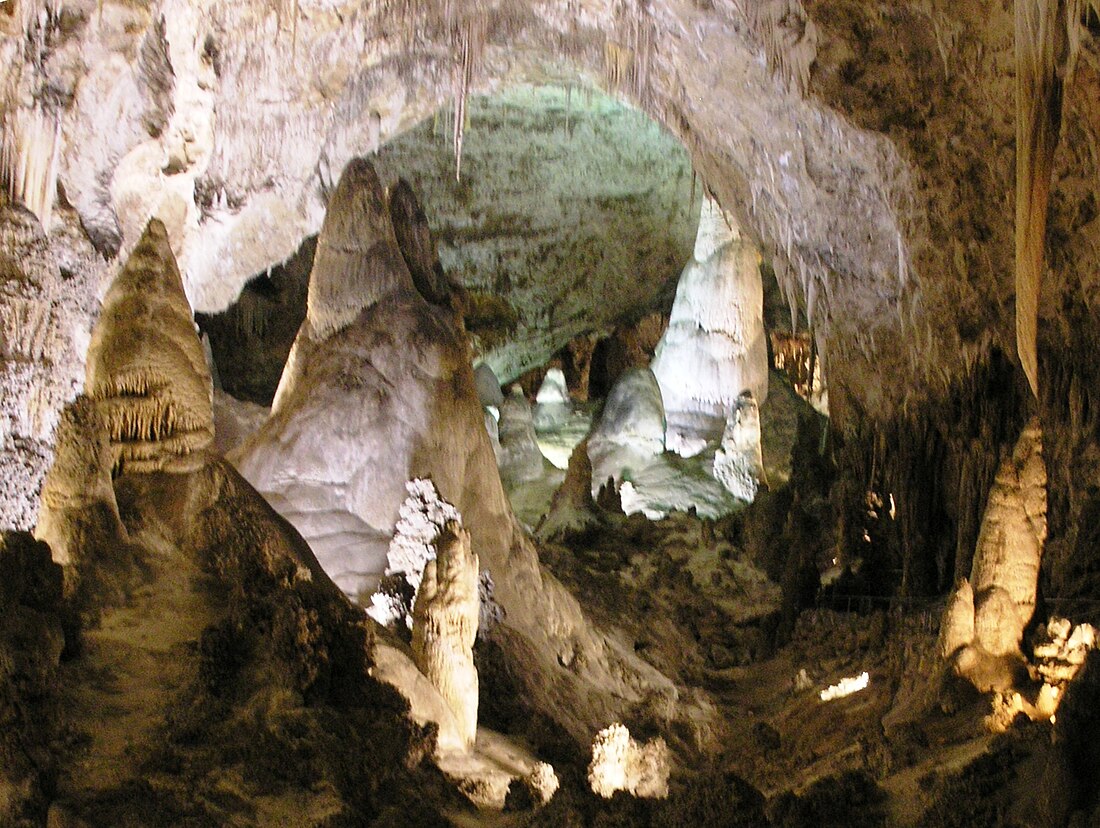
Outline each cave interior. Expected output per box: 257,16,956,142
2,0,1100,825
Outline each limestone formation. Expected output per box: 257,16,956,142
497,384,548,486
411,520,480,747
589,368,666,460
587,722,670,799
712,391,766,502
533,367,570,431
536,438,602,542
0,531,64,824
235,159,681,745
968,418,1047,656
474,362,505,408
588,366,741,519
941,419,1048,691
651,197,768,457
211,389,269,455
368,478,462,628
85,219,214,475
0,205,91,530
389,177,463,312
1033,617,1098,685
299,159,410,343
939,577,975,660
34,396,125,586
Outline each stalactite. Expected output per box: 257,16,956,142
0,104,61,228
1014,0,1070,398
740,0,819,96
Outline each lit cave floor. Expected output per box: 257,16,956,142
483,508,1054,828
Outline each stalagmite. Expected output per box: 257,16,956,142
474,363,504,409
85,219,214,475
299,159,408,342
497,384,548,486
589,367,666,463
939,577,975,660
942,418,1047,689
587,723,670,799
411,520,480,748
537,438,602,542
651,197,768,457
389,177,463,311
533,367,570,430
235,158,687,748
712,391,766,502
969,418,1046,656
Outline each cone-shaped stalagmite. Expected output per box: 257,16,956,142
236,159,680,743
651,197,768,457
85,219,214,475
970,418,1047,656
389,177,463,311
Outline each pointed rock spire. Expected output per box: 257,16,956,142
306,159,415,339
85,219,213,474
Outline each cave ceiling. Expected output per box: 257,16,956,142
1,0,1098,423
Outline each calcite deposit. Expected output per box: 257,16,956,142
3,0,1100,822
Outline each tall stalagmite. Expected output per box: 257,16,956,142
969,417,1047,656
941,417,1048,685
651,197,768,457
411,520,480,747
235,159,681,742
85,219,214,475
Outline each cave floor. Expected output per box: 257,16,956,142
516,509,1037,826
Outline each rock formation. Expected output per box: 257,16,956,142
389,177,465,313
942,418,1047,688
0,204,95,530
497,384,549,487
587,722,670,799
533,367,571,431
474,362,505,409
211,388,269,455
651,197,768,457
537,438,602,543
968,418,1047,655
235,159,679,743
589,368,666,464
411,520,480,747
0,531,65,825
368,478,462,628
33,396,130,608
939,577,975,660
85,219,214,476
588,365,740,518
712,391,766,502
